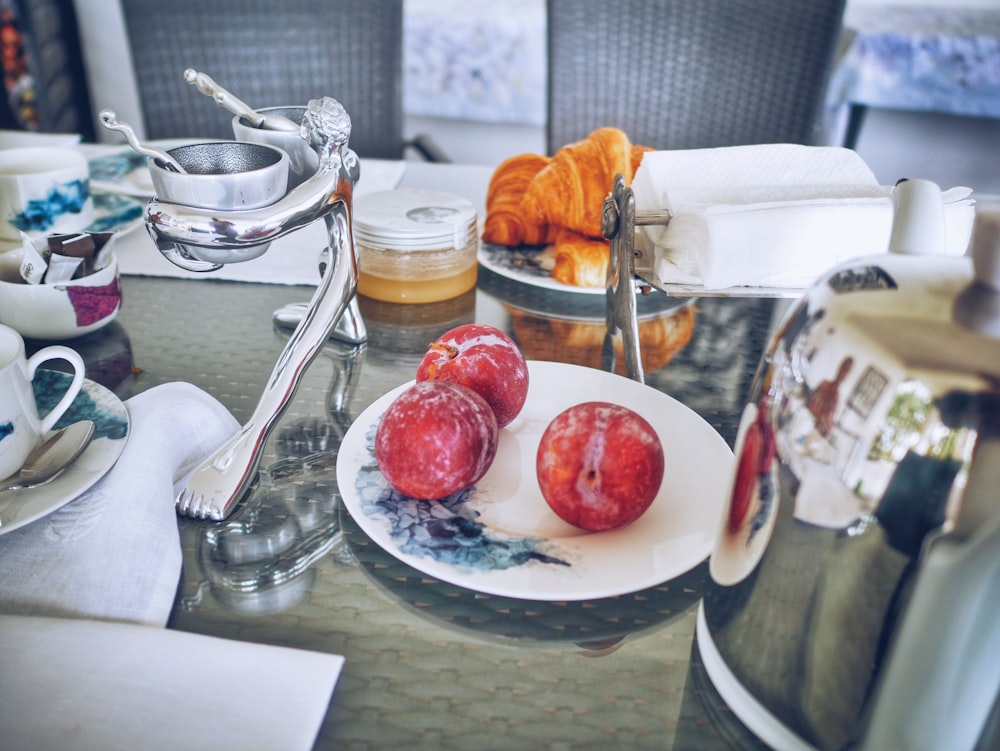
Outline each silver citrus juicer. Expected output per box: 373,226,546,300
135,96,362,520
698,179,1000,751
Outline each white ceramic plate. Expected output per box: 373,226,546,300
89,150,155,197
337,360,732,601
87,192,145,236
0,373,129,535
478,259,689,323
88,140,204,197
478,242,607,295
479,239,801,300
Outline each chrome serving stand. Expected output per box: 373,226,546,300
142,96,364,520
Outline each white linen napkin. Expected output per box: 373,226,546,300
632,144,977,290
0,381,238,626
0,614,344,751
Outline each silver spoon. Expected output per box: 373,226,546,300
183,69,300,132
98,109,187,173
0,420,96,493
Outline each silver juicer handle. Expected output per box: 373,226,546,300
147,97,361,519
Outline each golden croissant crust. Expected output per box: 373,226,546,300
549,228,609,288
483,128,651,287
482,153,553,247
523,127,645,240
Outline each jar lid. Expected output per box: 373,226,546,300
353,189,477,251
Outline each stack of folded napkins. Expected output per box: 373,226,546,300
631,144,976,290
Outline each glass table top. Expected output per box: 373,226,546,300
41,265,778,749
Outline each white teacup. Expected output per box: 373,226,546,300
0,147,94,241
0,323,86,479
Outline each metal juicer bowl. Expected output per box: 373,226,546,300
149,141,290,211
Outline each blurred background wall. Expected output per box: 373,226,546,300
400,0,1000,197
73,0,1000,195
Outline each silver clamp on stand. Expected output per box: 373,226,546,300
143,97,364,520
601,173,672,384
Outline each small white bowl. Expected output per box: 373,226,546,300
0,239,122,340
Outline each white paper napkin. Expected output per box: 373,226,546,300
0,382,239,626
0,614,344,751
632,144,977,290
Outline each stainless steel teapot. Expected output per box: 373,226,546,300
698,180,1000,751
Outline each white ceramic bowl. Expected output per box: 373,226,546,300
0,242,122,340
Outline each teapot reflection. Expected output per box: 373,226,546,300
702,249,1000,751
716,285,982,567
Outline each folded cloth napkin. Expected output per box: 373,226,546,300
0,382,239,626
0,614,344,751
631,144,977,290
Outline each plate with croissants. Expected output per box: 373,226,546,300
480,127,651,294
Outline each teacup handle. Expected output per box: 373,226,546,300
27,346,86,433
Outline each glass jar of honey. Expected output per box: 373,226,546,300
354,189,478,304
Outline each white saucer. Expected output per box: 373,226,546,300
87,140,211,198
478,243,606,295
87,193,144,235
0,374,129,535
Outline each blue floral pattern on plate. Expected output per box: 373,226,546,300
33,370,129,440
86,193,144,234
354,424,568,572
88,151,147,184
0,372,129,535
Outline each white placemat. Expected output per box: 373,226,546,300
0,615,344,751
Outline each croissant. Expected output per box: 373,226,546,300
482,128,652,288
481,153,553,247
631,143,654,173
522,127,649,240
549,228,610,288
